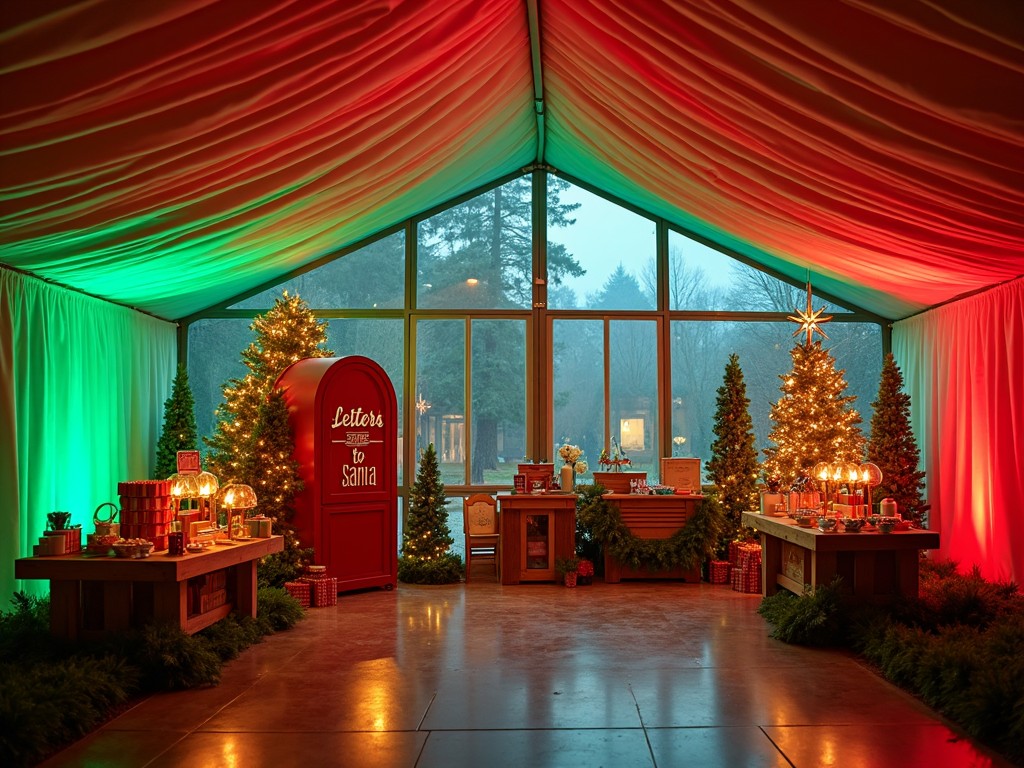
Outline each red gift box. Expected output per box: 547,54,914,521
709,560,730,584
284,581,311,608
301,575,338,607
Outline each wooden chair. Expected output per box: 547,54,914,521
463,493,500,583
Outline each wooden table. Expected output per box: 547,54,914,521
742,512,940,601
604,494,703,582
15,536,283,640
499,493,576,584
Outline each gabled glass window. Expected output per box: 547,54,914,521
546,181,655,310
230,231,405,310
417,179,532,309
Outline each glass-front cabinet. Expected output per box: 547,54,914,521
499,494,577,584
524,513,554,578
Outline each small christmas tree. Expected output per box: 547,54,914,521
155,365,198,479
707,354,759,548
398,443,462,584
205,291,332,482
868,353,927,526
763,341,865,485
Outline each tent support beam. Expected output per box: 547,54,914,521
526,0,545,164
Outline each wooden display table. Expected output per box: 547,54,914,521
742,512,939,601
499,493,576,584
604,493,702,582
15,536,283,640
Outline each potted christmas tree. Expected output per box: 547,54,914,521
398,444,463,584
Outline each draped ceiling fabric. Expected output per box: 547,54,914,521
1,2,1023,581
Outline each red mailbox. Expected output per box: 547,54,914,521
276,356,397,592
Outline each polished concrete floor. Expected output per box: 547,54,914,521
41,570,1013,768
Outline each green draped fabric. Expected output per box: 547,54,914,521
1,269,177,598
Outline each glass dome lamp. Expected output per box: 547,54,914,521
218,483,257,540
195,471,220,523
167,473,202,513
811,462,833,514
858,462,884,513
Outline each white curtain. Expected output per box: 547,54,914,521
1,269,177,599
893,276,1024,583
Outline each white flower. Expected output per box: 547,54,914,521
575,460,588,474
558,443,582,464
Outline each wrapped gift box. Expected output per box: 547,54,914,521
709,560,730,584
301,576,338,607
284,581,311,608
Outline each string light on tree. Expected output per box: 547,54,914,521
763,282,864,485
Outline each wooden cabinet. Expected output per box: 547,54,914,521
498,494,576,584
603,494,702,582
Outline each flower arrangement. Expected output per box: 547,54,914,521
558,443,588,475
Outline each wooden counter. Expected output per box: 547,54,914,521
604,493,703,583
498,493,576,584
15,536,283,639
742,512,939,601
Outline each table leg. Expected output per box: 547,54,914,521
233,562,258,618
760,532,781,596
152,581,187,627
49,580,80,641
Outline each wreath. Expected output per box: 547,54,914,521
576,483,726,572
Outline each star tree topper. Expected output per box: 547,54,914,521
788,280,833,346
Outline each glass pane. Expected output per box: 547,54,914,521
471,319,526,485
417,179,532,309
610,320,659,480
327,318,405,485
546,180,656,310
187,319,253,446
668,229,851,312
415,319,466,486
230,231,406,310
671,321,882,482
552,319,604,481
525,514,550,570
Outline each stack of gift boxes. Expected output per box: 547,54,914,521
832,490,867,518
118,480,172,551
731,542,762,594
285,565,338,608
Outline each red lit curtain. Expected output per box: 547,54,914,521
543,0,1024,318
2,0,1021,321
0,269,177,599
893,277,1024,584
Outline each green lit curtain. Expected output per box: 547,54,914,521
1,269,177,599
893,277,1024,584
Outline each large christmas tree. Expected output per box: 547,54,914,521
398,443,462,584
763,341,865,485
205,291,332,483
707,354,759,530
155,365,198,479
868,353,926,525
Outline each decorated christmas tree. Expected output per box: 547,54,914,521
243,388,304,538
707,354,759,537
763,284,864,484
867,353,927,526
763,341,865,484
205,291,332,483
155,365,198,479
398,443,462,584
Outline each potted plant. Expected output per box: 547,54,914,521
576,557,595,585
555,556,581,587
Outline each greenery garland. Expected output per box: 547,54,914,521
576,483,726,572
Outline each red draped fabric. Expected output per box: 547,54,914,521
2,0,1021,320
893,277,1024,584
